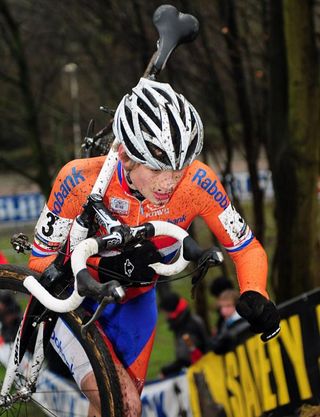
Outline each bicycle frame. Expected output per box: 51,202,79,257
0,320,45,404
0,315,90,414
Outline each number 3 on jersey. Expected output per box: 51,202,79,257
35,204,73,249
42,212,57,237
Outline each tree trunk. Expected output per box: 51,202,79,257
0,0,52,196
269,0,320,300
221,0,266,244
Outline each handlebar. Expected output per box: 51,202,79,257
23,221,213,313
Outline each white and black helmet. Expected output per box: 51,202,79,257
113,78,204,170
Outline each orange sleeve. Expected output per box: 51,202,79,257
187,160,268,297
28,157,105,273
228,239,268,297
28,254,57,274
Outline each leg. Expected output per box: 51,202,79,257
81,372,101,417
81,363,142,417
116,363,142,417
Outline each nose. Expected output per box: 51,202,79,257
157,172,177,192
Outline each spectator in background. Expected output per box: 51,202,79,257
0,251,8,264
159,292,209,377
208,289,244,354
209,276,234,333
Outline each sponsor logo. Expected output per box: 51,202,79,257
124,259,134,277
109,197,130,215
51,330,74,376
145,206,170,218
168,215,187,225
191,168,228,209
52,167,85,214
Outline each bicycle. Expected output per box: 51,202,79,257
0,217,223,417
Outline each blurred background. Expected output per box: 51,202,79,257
0,0,319,377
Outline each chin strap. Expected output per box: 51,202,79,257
123,168,146,201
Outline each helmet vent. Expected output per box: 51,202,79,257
146,142,171,167
143,88,159,108
120,123,142,160
138,114,156,138
125,106,134,132
177,96,186,125
185,135,198,163
137,98,162,129
167,107,181,159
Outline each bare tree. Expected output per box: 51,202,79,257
268,0,320,300
0,0,51,194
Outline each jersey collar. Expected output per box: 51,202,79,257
117,161,131,193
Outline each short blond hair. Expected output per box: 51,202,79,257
218,289,239,305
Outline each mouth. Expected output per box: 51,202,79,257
153,191,172,202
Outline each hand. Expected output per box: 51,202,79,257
40,262,71,288
236,291,280,342
99,240,161,286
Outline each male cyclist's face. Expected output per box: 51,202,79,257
129,164,186,205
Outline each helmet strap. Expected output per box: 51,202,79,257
125,170,134,186
123,169,146,201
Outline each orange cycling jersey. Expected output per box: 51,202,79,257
29,156,268,298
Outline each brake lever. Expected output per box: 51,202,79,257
81,280,125,338
191,248,224,299
81,296,111,338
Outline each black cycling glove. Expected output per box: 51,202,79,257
236,290,280,342
99,240,162,286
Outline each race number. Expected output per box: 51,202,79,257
35,204,73,249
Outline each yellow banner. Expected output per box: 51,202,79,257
187,312,317,417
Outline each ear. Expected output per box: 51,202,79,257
118,144,136,170
118,144,127,162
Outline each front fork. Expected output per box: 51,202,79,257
0,321,45,398
0,296,57,403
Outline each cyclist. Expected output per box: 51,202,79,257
29,77,280,417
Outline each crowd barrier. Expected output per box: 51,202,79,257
141,374,192,417
142,288,320,417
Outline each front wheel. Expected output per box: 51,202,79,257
0,264,123,417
